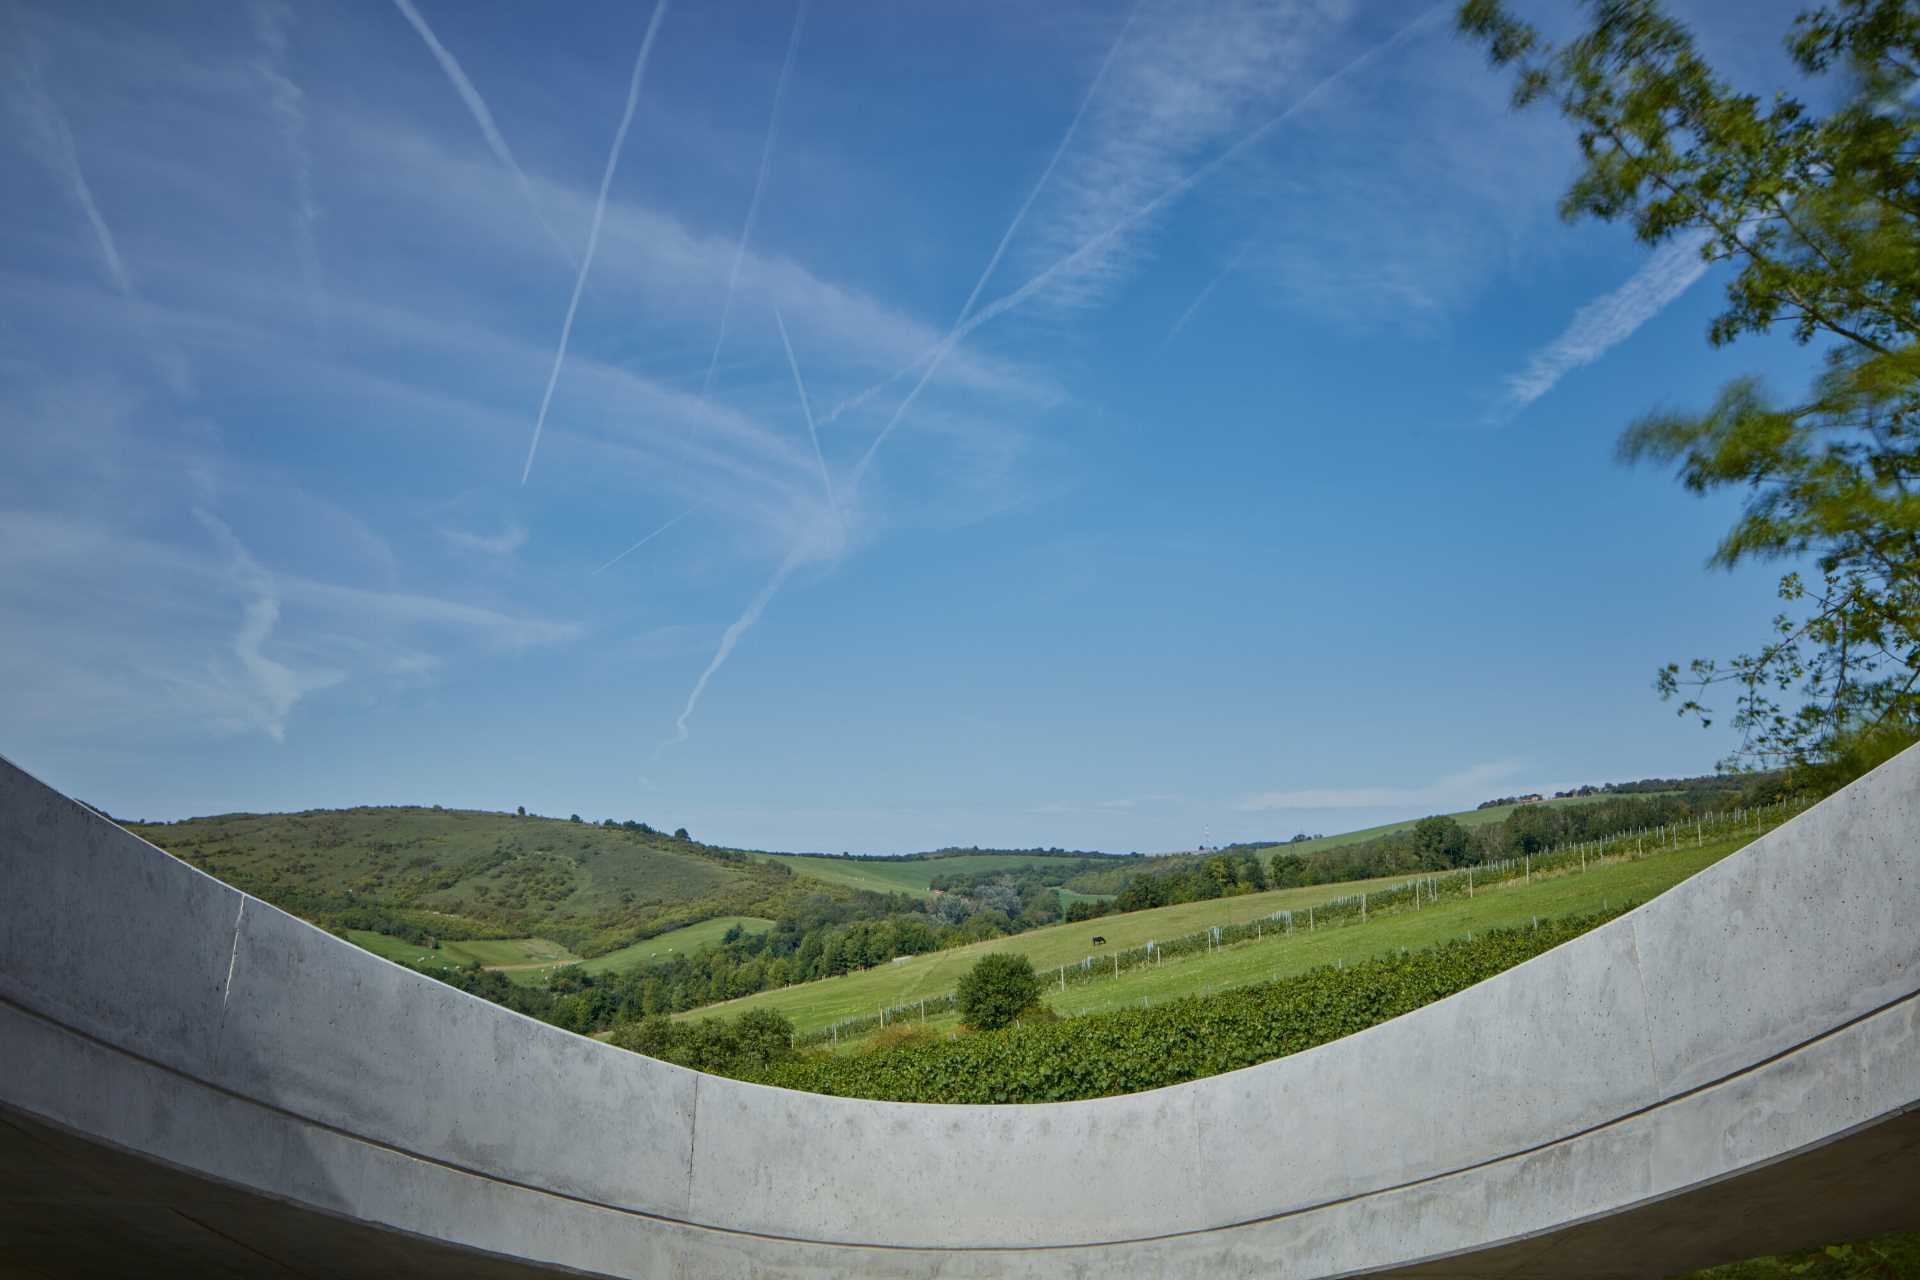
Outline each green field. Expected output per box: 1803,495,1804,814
676,869,1430,1034
748,851,1111,897
683,830,1758,1038
500,915,776,985
344,931,578,972
1045,836,1740,1018
348,915,777,985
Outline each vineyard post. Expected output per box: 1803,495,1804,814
1525,856,1530,885
1467,869,1473,898
1361,893,1367,923
1696,816,1702,847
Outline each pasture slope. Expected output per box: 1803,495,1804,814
126,806,803,957
746,850,1111,897
680,828,1763,1037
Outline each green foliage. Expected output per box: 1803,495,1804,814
1459,0,1920,771
128,805,809,956
750,908,1626,1103
608,1008,795,1074
955,952,1043,1029
1672,1230,1920,1280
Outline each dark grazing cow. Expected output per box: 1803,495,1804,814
1090,936,1107,947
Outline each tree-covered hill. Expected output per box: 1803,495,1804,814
128,807,812,957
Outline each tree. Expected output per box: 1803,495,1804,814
673,827,691,841
516,805,526,817
955,953,1042,1030
1409,815,1473,869
1459,0,1920,772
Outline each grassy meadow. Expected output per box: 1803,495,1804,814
747,851,1112,897
683,829,1759,1039
675,868,1441,1034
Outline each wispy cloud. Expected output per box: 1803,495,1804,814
701,0,807,398
390,0,576,269
438,521,528,556
1023,0,1356,309
520,0,670,486
249,0,325,332
3,20,131,297
191,506,342,741
1497,230,1714,417
1237,760,1524,812
834,4,1443,462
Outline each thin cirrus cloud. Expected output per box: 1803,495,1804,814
1237,761,1526,812
2,20,131,297
1497,230,1715,418
248,0,325,332
1022,0,1357,311
438,522,529,557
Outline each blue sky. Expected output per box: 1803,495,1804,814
2,0,1827,852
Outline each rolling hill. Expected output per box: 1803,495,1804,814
129,807,809,956
747,850,1122,897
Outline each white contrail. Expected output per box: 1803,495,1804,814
6,48,131,296
1498,230,1714,416
700,0,808,399
842,3,1444,474
520,0,670,487
593,503,702,575
1158,233,1261,355
251,1,326,333
844,1,1140,489
816,2,1136,433
659,549,800,754
392,0,578,270
774,306,837,515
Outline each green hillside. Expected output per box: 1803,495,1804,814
675,869,1424,1035
680,827,1759,1038
750,851,1120,897
131,807,807,956
1276,791,1656,851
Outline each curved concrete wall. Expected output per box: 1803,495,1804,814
2,748,1918,1277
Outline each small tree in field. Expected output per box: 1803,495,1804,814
956,953,1041,1030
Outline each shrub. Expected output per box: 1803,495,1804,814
955,953,1041,1030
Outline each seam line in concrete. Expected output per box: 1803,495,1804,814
7,983,1918,1255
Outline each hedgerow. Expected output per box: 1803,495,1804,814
745,906,1629,1103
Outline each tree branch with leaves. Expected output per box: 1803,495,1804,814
1459,0,1920,777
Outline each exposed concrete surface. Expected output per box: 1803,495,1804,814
2,747,1917,1276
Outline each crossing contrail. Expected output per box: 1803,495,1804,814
842,3,1444,479
774,307,837,515
701,0,808,399
845,0,1139,490
392,0,578,270
593,503,702,576
520,0,670,487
